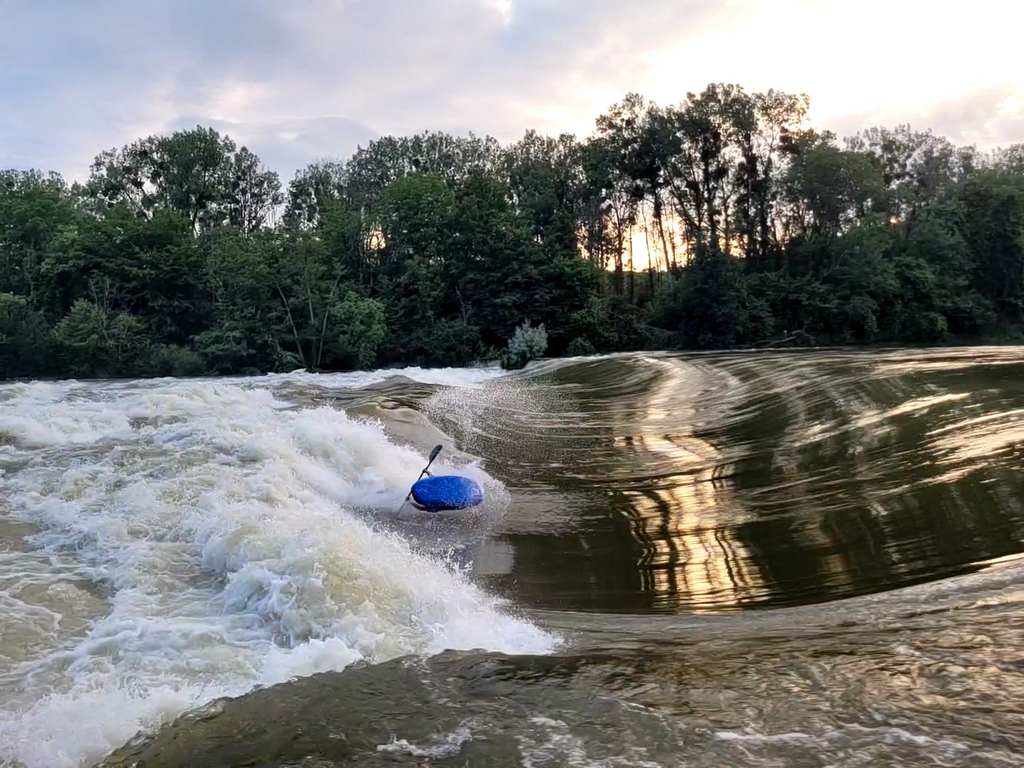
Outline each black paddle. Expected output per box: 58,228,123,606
396,444,443,512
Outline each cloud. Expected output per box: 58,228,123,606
924,88,1024,149
189,115,376,180
1,0,1021,183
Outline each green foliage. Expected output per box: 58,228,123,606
419,319,483,367
565,337,598,356
1,90,1022,381
958,170,1024,319
0,292,52,378
329,292,388,370
501,320,548,370
194,325,263,374
782,139,887,235
569,294,657,351
941,292,996,335
900,311,948,342
87,126,281,232
148,344,206,377
745,272,831,338
651,251,772,348
53,299,150,377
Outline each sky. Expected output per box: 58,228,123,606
2,0,1022,183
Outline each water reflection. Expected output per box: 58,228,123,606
90,349,1024,767
427,348,1024,612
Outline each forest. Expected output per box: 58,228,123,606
2,83,1023,378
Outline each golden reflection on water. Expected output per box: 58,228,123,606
624,475,757,611
928,407,1024,481
436,348,1024,612
609,357,764,610
586,349,1024,611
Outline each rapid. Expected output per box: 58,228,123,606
0,348,1022,767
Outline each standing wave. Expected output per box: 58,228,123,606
0,374,554,768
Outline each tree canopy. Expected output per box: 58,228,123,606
2,84,1023,379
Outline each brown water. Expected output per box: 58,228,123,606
442,348,1024,613
1,349,1022,766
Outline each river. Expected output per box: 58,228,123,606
1,348,1022,766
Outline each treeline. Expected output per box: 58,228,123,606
2,83,1024,379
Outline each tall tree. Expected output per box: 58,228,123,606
0,170,77,309
504,131,584,257
596,94,678,278
88,127,278,234
847,125,972,222
735,90,809,269
958,169,1024,318
581,136,637,292
780,132,886,240
665,84,754,256
285,160,347,228
228,147,283,234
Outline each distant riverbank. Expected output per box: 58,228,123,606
4,85,1024,383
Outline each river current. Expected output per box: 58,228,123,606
0,348,1022,766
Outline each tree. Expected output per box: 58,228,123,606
343,132,502,211
375,174,453,362
735,90,810,269
285,160,347,229
650,249,769,348
2,88,1023,382
847,125,971,221
199,227,280,371
995,144,1024,175
504,131,583,258
596,94,678,278
665,84,753,256
329,291,387,369
580,136,637,289
0,170,78,310
39,206,203,342
0,292,51,377
958,169,1024,318
781,134,886,240
228,147,283,234
53,298,150,376
87,127,278,233
267,231,349,371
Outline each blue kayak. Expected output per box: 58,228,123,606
411,475,484,511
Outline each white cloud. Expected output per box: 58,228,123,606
1,0,1020,183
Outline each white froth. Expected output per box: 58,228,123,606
376,720,477,759
0,371,553,768
257,363,506,390
516,716,664,768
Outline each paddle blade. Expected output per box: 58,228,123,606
429,444,443,463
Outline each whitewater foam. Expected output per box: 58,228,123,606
0,371,554,768
255,363,506,390
376,719,477,759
